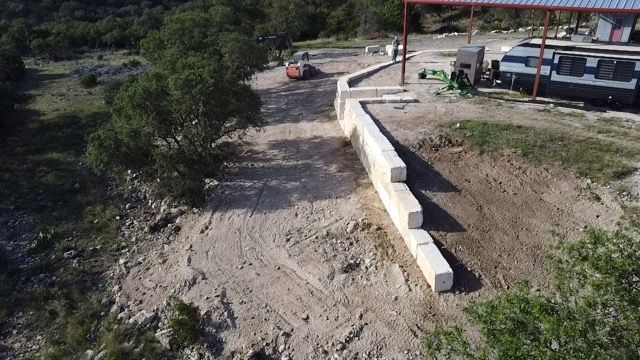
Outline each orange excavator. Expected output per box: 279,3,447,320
285,51,319,80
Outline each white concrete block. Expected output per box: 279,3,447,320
400,228,434,258
337,79,350,101
416,243,453,292
376,86,404,96
365,45,381,54
374,180,422,230
386,44,404,56
349,87,378,99
343,99,406,183
334,98,346,123
378,150,407,183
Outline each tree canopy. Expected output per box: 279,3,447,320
86,10,266,203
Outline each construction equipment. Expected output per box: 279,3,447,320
418,69,475,97
285,51,319,80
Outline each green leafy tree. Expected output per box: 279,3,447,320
1,18,32,54
87,11,266,203
425,228,640,360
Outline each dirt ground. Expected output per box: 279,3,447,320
119,34,638,358
120,48,477,359
361,42,640,292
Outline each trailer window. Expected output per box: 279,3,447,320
595,60,635,82
556,56,587,77
525,57,539,68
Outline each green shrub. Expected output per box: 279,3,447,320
102,79,126,106
169,298,202,348
80,73,98,88
122,58,141,68
424,227,640,359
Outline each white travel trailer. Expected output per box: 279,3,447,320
500,38,640,107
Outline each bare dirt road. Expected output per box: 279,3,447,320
121,50,466,359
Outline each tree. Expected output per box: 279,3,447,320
1,18,31,54
424,227,640,360
87,11,267,203
0,44,24,117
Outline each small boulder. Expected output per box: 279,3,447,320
128,310,158,328
63,250,78,259
155,328,175,349
346,221,358,234
83,349,95,360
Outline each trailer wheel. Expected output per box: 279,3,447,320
609,101,622,110
590,98,605,107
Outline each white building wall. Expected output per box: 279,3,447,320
596,13,638,43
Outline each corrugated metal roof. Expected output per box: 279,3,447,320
405,0,640,12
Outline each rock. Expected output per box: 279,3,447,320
302,313,310,321
116,310,130,322
155,328,174,349
278,344,286,353
63,250,78,259
183,266,204,286
346,221,358,234
334,342,345,351
94,350,107,360
83,349,95,360
129,310,158,328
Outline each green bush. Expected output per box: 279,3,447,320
122,58,141,68
102,79,126,106
169,298,202,348
80,73,98,88
424,227,640,359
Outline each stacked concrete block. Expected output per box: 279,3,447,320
341,99,407,184
349,87,378,99
333,51,454,293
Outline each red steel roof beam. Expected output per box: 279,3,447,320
404,1,640,14
532,10,551,101
400,0,410,85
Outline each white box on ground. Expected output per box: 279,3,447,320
365,45,381,54
386,44,404,56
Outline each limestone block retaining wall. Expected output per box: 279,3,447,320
334,54,453,292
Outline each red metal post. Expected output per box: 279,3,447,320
400,1,409,85
467,6,474,44
532,10,551,101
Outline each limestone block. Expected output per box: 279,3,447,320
349,87,378,99
416,243,454,292
375,86,404,96
374,180,422,230
400,228,434,258
365,45,381,54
